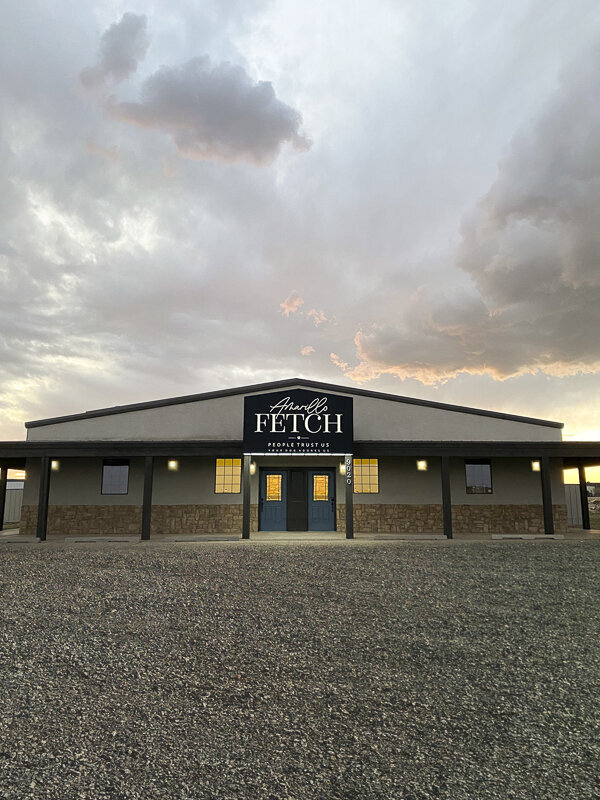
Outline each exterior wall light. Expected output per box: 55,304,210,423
250,461,257,475
417,459,428,471
531,460,541,472
339,461,346,476
168,460,179,471
51,460,60,471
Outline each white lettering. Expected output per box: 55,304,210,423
304,414,322,433
268,395,329,418
323,413,343,434
288,413,302,433
255,413,269,433
270,414,285,432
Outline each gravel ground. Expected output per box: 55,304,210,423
1,540,599,800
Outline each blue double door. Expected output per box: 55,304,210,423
259,468,336,531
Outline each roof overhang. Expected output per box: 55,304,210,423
2,440,600,463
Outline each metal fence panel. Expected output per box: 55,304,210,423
565,484,582,526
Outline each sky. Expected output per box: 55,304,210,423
1,0,599,477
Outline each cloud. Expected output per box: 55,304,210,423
81,13,148,88
108,55,310,164
330,352,349,371
85,138,119,160
2,0,600,442
280,291,304,316
300,345,315,355
306,308,328,326
334,39,600,384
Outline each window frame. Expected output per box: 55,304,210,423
464,459,493,495
214,458,242,494
101,459,130,496
353,458,379,494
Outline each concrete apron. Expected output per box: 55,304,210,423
1,529,599,544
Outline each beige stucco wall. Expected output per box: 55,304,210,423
26,384,562,443
352,396,561,442
24,457,144,506
23,456,243,507
23,455,566,509
351,457,566,505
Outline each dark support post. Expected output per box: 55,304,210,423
0,465,7,531
141,456,154,541
441,456,452,539
345,454,354,539
36,456,51,541
242,454,251,540
578,464,591,530
540,456,554,535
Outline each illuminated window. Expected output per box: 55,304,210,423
102,460,129,495
353,458,379,494
313,474,329,501
266,474,282,501
465,461,493,494
215,458,242,494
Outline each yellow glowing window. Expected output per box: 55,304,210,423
313,475,329,501
353,458,379,494
266,474,282,501
215,458,242,494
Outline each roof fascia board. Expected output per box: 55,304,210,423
3,440,600,459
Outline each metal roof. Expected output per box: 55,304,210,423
25,377,564,430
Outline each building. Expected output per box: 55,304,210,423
0,378,598,539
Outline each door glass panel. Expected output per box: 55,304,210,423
313,474,329,501
266,474,282,501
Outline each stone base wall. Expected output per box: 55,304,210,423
20,505,142,537
451,504,568,535
19,506,36,536
339,504,444,534
20,504,259,537
151,504,258,535
19,502,568,537
338,503,568,535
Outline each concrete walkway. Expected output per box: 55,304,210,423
1,528,599,544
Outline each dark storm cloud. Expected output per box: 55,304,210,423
340,39,600,384
81,13,148,88
108,56,310,164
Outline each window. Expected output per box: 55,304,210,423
465,461,493,494
102,460,129,495
353,458,379,493
215,458,242,493
266,474,282,501
313,474,329,501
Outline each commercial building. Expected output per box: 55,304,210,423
0,378,598,539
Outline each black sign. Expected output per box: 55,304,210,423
244,389,353,454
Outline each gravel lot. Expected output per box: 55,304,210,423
1,540,599,800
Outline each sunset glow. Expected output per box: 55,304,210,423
0,1,597,465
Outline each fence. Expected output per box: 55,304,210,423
3,481,24,526
565,484,582,527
